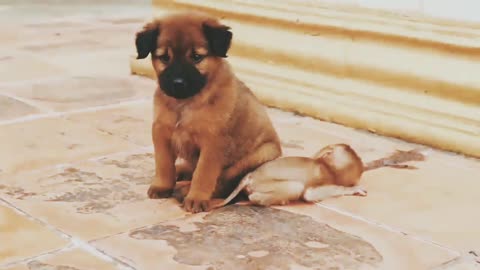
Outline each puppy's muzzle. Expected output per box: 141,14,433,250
172,78,187,92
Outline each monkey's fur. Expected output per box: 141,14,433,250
209,143,425,208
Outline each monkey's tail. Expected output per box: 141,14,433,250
210,173,252,210
363,148,427,171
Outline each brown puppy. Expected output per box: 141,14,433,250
210,143,425,208
135,12,282,213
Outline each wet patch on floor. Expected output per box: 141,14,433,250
0,166,145,214
27,261,82,270
97,153,154,185
130,205,382,270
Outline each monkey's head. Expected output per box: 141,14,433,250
314,144,361,171
135,12,233,100
315,143,364,187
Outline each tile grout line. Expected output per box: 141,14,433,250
0,245,69,269
0,74,154,88
0,198,72,268
0,198,71,240
0,92,55,113
0,76,91,88
0,97,151,126
0,198,136,270
0,145,153,178
19,12,153,27
316,202,461,256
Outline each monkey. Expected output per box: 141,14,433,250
208,143,426,208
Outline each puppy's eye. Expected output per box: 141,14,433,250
191,53,205,64
156,53,170,64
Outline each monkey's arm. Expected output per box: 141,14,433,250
302,185,367,202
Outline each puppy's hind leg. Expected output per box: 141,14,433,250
175,158,196,181
214,141,281,198
302,185,367,203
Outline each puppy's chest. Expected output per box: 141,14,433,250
171,113,199,159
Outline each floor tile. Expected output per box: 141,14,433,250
2,76,154,112
0,118,137,173
47,50,135,77
0,152,186,241
0,25,23,46
318,153,480,252
278,204,459,269
0,205,67,266
0,53,66,83
66,102,153,146
16,20,144,77
431,254,480,270
268,108,417,159
93,204,457,270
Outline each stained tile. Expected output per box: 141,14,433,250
0,205,67,265
3,248,121,270
317,152,480,252
93,205,456,270
0,151,186,240
278,204,459,269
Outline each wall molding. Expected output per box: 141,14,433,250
130,0,480,158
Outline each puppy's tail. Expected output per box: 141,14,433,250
363,148,427,171
210,173,253,210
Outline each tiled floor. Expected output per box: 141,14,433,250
0,1,479,270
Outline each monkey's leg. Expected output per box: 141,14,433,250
215,142,281,197
302,185,367,202
248,180,305,206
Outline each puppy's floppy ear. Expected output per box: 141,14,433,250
135,22,160,59
203,22,232,58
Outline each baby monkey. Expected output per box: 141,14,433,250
210,143,425,208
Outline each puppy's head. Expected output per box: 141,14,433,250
135,12,232,99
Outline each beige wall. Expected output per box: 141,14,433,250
132,0,480,157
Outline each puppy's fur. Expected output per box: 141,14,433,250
135,12,282,213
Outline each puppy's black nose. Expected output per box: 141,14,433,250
172,78,186,91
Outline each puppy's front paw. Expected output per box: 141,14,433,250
182,195,212,213
147,185,173,199
172,181,191,203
